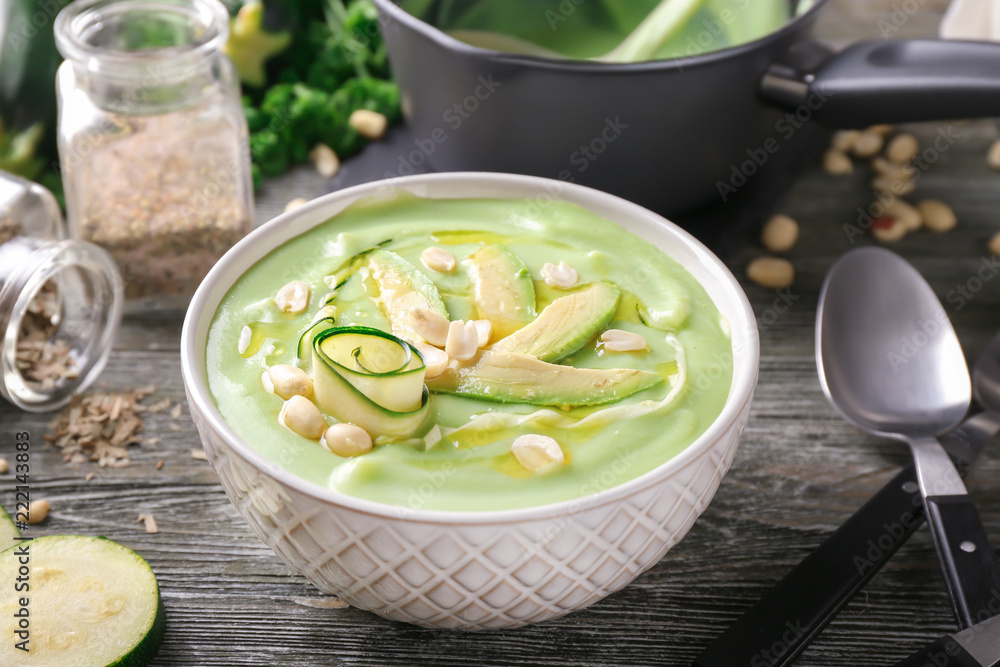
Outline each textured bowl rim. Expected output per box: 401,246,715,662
180,172,759,525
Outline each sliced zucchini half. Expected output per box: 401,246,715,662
0,504,20,552
0,535,164,667
312,326,430,438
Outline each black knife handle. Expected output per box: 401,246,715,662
926,495,1000,630
692,463,924,667
893,636,982,667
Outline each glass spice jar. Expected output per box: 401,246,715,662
0,170,123,412
54,0,254,308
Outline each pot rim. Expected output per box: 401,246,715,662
371,0,830,73
180,172,760,526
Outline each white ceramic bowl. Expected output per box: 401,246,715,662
180,173,759,630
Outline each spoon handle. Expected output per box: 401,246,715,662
925,494,1000,629
691,412,1000,667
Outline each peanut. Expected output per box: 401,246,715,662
349,109,388,140
988,231,1000,257
511,434,565,471
746,257,794,289
988,139,1000,170
830,130,861,152
886,133,919,163
275,280,310,315
822,149,853,176
309,144,340,178
760,214,799,253
414,343,449,379
883,199,922,232
472,319,492,347
408,307,450,347
851,131,884,158
321,423,373,458
264,364,313,400
918,199,957,233
27,499,50,524
279,395,327,440
541,261,578,289
420,247,457,273
872,216,907,243
284,197,309,213
445,320,479,361
599,329,648,353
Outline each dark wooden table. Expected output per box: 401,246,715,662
5,0,1000,664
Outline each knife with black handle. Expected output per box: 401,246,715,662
692,412,1000,667
893,613,1000,667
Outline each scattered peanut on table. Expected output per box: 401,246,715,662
988,139,1000,170
761,214,799,253
822,149,853,176
918,199,957,233
284,197,309,213
886,133,919,164
27,499,50,524
310,144,340,178
883,199,922,232
988,231,1000,257
872,216,907,243
746,257,794,290
851,131,884,158
349,110,389,140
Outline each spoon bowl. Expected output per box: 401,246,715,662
817,247,970,439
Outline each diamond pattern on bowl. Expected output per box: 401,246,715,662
190,390,749,629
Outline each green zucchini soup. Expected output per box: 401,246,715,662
206,193,733,511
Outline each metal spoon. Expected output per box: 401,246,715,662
817,246,1000,630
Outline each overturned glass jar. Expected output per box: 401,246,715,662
0,170,122,412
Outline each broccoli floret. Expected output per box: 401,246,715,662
304,34,357,92
224,1,293,87
243,97,268,133
249,128,290,177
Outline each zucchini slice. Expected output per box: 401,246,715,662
312,326,430,438
0,504,19,551
0,535,164,667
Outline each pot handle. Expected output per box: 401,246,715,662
760,39,1000,128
